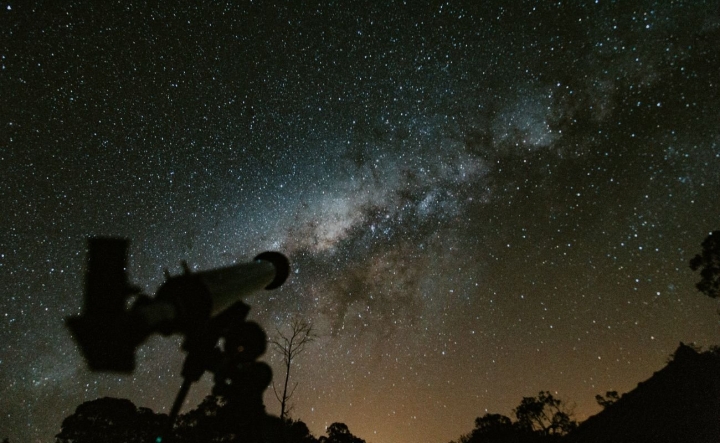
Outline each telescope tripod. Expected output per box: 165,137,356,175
165,301,273,441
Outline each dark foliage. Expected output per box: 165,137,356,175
56,395,321,443
173,394,320,443
172,395,226,442
55,397,169,443
459,413,518,443
514,391,577,438
284,419,320,443
594,391,619,409
318,423,365,443
453,392,576,443
690,230,720,298
55,396,374,443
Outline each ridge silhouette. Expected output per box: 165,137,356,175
567,343,720,443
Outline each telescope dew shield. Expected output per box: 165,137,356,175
152,251,291,332
202,251,290,316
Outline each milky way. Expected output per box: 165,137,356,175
2,2,720,442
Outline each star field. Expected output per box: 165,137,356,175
1,1,720,442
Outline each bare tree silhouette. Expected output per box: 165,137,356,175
270,317,316,419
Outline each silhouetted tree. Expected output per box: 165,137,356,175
283,418,320,443
690,230,720,298
173,394,320,443
55,397,168,443
59,393,321,443
514,391,576,438
270,317,316,419
175,394,276,442
319,423,365,443
174,395,226,442
460,413,519,443
594,390,620,409
452,392,578,443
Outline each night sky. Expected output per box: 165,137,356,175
2,1,720,442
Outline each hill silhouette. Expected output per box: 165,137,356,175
52,343,720,443
567,343,720,443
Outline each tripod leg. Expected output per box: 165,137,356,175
169,377,193,423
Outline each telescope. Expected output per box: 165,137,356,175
67,237,292,438
67,237,290,372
